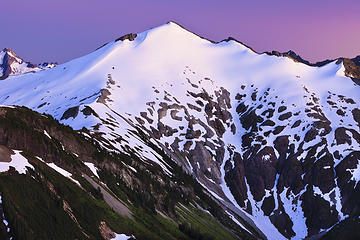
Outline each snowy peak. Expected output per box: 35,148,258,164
1,48,21,61
112,21,255,54
113,21,197,44
137,21,208,44
0,48,56,80
0,48,36,79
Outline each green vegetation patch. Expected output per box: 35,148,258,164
176,203,237,240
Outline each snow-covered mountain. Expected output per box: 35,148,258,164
1,22,360,239
0,48,56,79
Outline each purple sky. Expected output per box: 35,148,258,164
2,0,360,64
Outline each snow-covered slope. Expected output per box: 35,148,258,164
0,22,359,239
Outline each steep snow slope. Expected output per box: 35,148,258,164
0,22,359,239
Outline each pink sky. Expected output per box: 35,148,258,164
2,0,360,63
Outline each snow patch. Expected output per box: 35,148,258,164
43,130,52,139
262,154,271,161
84,162,100,178
111,233,134,240
127,165,137,173
348,161,360,185
279,187,308,239
0,150,34,174
47,163,80,186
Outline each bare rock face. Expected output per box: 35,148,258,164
61,106,80,120
343,57,360,80
261,195,274,216
335,127,352,145
115,33,137,42
0,145,13,163
244,146,277,201
97,89,111,104
98,221,116,240
335,151,360,216
321,216,360,239
190,142,222,184
269,208,295,238
301,188,339,235
224,152,248,208
81,106,98,117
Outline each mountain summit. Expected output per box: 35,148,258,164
0,22,360,239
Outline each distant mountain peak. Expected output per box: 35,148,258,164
0,48,56,80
